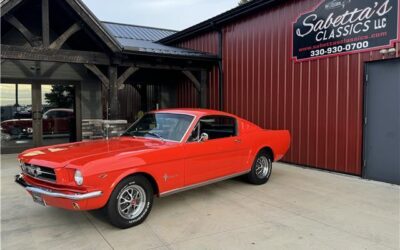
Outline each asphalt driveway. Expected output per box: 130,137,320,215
1,153,399,250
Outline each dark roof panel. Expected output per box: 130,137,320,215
102,21,217,59
102,21,176,41
116,38,209,57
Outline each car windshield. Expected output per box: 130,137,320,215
122,113,194,142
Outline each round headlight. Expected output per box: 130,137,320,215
74,170,83,186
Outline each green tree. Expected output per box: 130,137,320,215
44,85,74,108
238,0,252,5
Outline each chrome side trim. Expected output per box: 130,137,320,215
15,174,102,201
159,170,250,197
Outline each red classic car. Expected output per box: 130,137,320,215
15,109,290,228
1,108,74,138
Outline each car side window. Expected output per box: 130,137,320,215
188,115,237,142
58,111,72,118
44,111,55,119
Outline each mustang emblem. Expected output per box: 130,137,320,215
163,173,178,182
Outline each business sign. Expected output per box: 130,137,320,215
292,0,399,61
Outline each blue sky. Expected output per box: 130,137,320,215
82,0,238,31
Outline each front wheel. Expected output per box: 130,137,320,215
107,175,153,229
247,150,273,185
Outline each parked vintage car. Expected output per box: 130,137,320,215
15,109,291,228
1,108,74,138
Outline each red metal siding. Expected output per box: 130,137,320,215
174,0,400,175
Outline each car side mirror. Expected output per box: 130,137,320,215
199,133,209,142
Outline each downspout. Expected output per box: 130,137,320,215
217,28,224,111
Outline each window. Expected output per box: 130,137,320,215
122,113,194,142
189,115,237,141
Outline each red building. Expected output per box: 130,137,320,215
1,0,398,184
161,0,400,184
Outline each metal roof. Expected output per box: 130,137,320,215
102,21,176,42
102,21,216,59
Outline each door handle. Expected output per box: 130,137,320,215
234,139,241,143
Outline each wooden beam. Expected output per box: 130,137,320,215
49,23,81,49
64,0,120,53
1,0,24,17
1,44,111,65
200,70,208,108
182,70,201,92
117,66,138,89
10,60,35,77
31,83,43,146
42,0,50,47
84,64,109,90
109,66,119,119
74,83,82,142
4,15,40,47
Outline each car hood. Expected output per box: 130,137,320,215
18,137,174,168
1,119,32,124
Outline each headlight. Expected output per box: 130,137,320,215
74,170,83,186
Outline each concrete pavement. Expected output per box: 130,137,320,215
1,153,399,250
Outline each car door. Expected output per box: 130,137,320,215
183,115,248,186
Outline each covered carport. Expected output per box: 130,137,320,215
0,0,217,152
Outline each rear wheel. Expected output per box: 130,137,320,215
247,150,273,185
107,175,153,229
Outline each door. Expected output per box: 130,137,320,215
364,59,400,185
184,115,247,186
41,84,76,146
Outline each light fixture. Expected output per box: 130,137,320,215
379,49,388,55
388,48,396,56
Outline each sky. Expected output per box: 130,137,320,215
0,84,53,106
82,0,239,31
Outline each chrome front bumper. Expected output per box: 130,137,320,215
15,174,102,200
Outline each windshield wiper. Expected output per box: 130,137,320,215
145,132,165,141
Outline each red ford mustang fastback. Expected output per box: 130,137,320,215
16,109,290,228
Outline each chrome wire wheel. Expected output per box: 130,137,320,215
117,184,146,220
255,155,271,179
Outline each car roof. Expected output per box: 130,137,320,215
151,108,239,118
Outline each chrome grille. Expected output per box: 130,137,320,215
21,163,56,182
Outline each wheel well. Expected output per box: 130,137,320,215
260,147,274,161
128,172,159,196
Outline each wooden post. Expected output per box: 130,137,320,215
31,83,43,146
200,70,208,108
108,66,118,119
74,83,82,142
15,83,19,106
135,84,148,112
42,0,50,47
